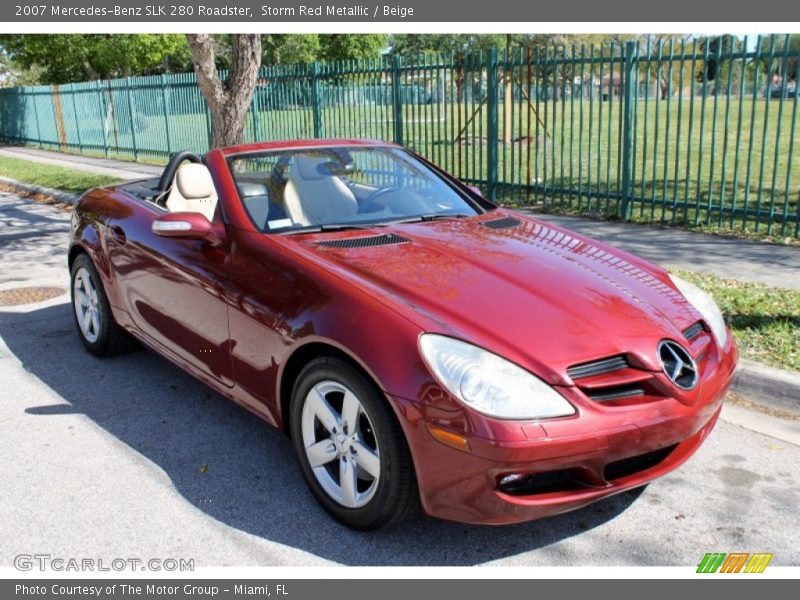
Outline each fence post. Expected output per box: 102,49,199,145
311,61,322,138
619,41,636,220
253,77,264,143
160,74,174,156
311,62,323,138
124,77,139,160
391,55,404,145
487,48,499,200
95,80,108,157
30,88,43,148
70,84,84,154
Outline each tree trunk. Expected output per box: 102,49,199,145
659,73,669,100
186,34,262,148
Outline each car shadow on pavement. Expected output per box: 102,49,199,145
1,302,643,566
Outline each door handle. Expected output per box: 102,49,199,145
109,225,127,244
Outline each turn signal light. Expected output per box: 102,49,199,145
427,425,471,452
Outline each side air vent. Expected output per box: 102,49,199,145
480,216,522,230
316,233,409,249
683,321,705,341
567,355,629,380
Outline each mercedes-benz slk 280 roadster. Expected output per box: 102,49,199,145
68,139,737,529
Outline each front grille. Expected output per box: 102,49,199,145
604,445,677,481
480,216,522,230
683,321,705,341
586,386,645,402
567,355,629,379
316,233,409,249
568,354,669,406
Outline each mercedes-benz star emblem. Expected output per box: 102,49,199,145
657,340,698,390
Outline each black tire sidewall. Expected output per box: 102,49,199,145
289,357,413,530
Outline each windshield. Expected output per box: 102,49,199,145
228,146,483,233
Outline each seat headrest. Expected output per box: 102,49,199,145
175,163,215,199
294,155,330,181
237,182,269,198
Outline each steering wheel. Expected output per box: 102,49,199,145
157,150,203,196
361,188,396,214
270,155,292,186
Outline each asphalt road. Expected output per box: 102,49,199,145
1,191,799,567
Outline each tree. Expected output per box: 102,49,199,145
0,34,190,84
261,34,320,66
694,35,744,95
761,34,800,82
0,50,43,87
186,34,261,148
390,34,507,56
318,35,388,62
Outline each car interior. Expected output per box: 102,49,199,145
163,162,219,222
118,146,483,233
229,147,479,232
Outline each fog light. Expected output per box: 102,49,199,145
499,473,525,486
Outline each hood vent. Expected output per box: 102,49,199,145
316,233,409,249
567,355,629,379
480,216,522,230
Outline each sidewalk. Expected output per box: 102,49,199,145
0,145,162,180
3,144,799,290
530,212,800,291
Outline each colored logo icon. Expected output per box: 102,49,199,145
697,552,773,573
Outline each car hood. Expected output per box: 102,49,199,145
299,211,702,385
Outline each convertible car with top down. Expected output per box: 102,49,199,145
68,139,737,529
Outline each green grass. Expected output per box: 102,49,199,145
674,270,800,372
0,155,121,195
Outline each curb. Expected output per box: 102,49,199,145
0,175,79,206
732,359,800,414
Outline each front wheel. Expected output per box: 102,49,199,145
290,357,419,530
70,253,136,356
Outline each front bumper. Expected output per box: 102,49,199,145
395,337,737,525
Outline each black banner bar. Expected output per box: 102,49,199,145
1,0,797,22
2,579,795,600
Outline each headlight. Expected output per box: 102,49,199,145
418,334,575,420
669,274,728,347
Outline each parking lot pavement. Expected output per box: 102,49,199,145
1,192,799,567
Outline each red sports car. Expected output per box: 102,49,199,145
69,139,737,529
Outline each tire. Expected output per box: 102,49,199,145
70,253,137,357
290,357,419,530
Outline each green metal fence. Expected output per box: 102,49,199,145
1,34,798,237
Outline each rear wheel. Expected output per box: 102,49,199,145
70,253,136,356
290,357,419,530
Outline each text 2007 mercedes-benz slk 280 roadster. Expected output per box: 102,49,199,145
69,139,737,530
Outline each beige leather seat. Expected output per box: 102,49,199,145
283,155,358,226
165,163,218,222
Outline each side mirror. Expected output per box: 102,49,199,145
152,212,220,245
467,185,483,198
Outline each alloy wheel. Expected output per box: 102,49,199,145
73,266,101,344
301,380,381,508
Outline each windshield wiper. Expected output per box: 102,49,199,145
280,222,387,235
420,213,471,221
396,213,471,224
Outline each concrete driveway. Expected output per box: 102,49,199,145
1,191,798,567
